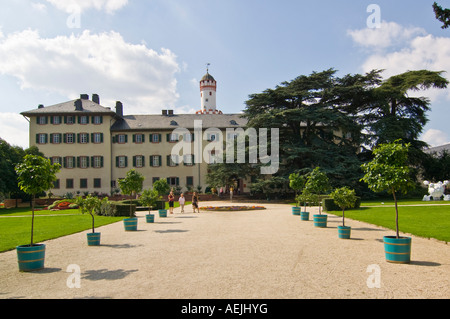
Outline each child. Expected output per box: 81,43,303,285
179,193,185,213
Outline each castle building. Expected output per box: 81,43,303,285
21,71,249,196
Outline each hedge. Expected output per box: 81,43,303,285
323,197,361,212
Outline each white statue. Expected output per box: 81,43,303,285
423,180,449,201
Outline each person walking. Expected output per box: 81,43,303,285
168,190,175,214
179,193,185,213
192,192,199,213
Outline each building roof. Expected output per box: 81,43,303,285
21,98,116,116
424,143,450,155
201,72,216,82
110,113,247,131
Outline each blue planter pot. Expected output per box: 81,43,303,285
123,217,138,231
292,207,300,215
17,244,46,272
338,226,351,239
146,214,155,223
313,214,327,228
159,209,167,218
300,211,309,221
87,232,101,246
384,236,411,264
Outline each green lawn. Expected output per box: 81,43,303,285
0,208,124,252
328,205,450,243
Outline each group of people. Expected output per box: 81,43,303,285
167,190,200,214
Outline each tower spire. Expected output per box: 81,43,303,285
196,65,222,115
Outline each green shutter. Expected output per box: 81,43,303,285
77,157,80,168
100,156,104,168
115,157,119,167
125,156,128,167
133,156,136,167
35,134,39,144
132,134,136,143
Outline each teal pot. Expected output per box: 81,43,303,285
300,211,309,221
87,232,101,246
17,244,46,272
123,217,138,231
292,207,300,215
383,236,411,264
158,209,167,218
338,226,351,239
313,214,327,228
146,214,155,223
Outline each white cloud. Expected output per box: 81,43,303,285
44,0,128,14
31,2,47,13
0,113,29,149
348,22,450,102
0,29,180,114
422,129,450,147
347,21,426,50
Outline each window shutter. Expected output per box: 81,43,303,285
149,156,153,167
125,135,128,143
115,156,119,168
77,134,80,144
100,133,104,143
132,134,136,143
166,155,170,166
176,177,179,186
166,133,170,142
63,157,67,168
100,156,104,168
133,156,136,167
142,134,145,143
86,156,90,168
77,157,80,168
99,116,103,124
125,156,128,167
158,134,161,142
63,133,67,143
158,156,162,167
112,136,116,143
44,134,48,143
35,134,39,144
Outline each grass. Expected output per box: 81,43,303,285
0,208,124,252
328,205,450,243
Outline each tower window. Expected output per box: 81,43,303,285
209,92,212,96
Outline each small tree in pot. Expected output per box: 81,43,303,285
75,195,104,245
119,169,144,230
153,179,170,213
140,188,159,223
329,187,357,239
289,172,306,215
361,140,415,263
303,167,330,227
15,155,60,271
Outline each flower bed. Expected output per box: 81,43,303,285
199,205,266,211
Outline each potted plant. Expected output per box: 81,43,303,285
140,188,159,223
329,187,357,239
304,167,330,227
289,172,306,216
361,140,415,263
153,179,170,217
75,195,103,245
118,169,144,231
14,155,60,271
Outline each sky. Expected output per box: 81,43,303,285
0,0,450,149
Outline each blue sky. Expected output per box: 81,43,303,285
0,0,449,149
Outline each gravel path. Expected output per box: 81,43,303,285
1,201,449,299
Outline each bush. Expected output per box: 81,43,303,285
323,197,361,211
113,203,136,217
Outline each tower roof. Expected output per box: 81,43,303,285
201,72,215,82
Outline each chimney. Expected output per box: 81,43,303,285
162,110,168,116
80,94,89,100
38,104,44,109
168,110,174,116
92,94,100,104
116,101,123,117
74,99,83,111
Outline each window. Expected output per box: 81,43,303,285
183,154,194,166
94,178,101,188
92,156,103,168
37,133,47,144
80,179,88,189
79,116,88,124
92,133,103,144
167,133,178,142
118,134,127,143
116,156,128,168
167,155,179,167
53,179,60,189
186,176,194,187
64,133,75,144
133,155,145,168
64,156,75,169
93,116,102,124
78,156,89,169
51,133,61,144
78,133,89,144
38,116,47,125
51,157,61,166
133,134,144,143
150,155,161,167
66,179,74,189
167,177,179,187
151,134,161,143
209,150,220,164
206,133,220,141
183,133,193,142
52,116,61,125
65,116,74,124
152,177,160,184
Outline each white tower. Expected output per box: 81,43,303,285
197,64,222,114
